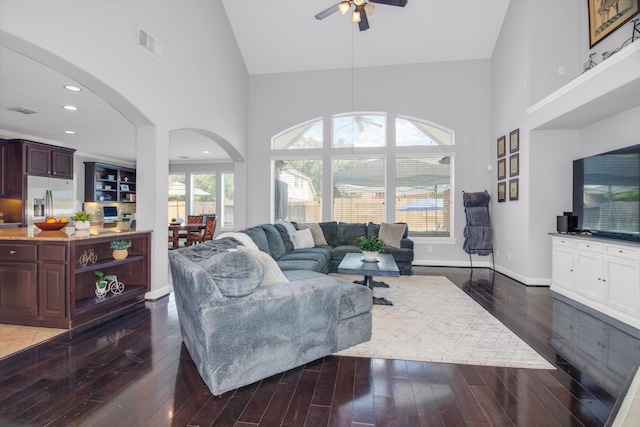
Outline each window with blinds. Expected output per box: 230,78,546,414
332,157,385,223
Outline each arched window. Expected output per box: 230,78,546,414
272,113,454,238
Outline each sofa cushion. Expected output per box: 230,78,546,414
367,222,409,239
336,222,367,246
200,251,264,297
330,245,361,260
273,224,293,251
260,224,287,260
237,246,289,286
276,220,301,249
243,227,271,255
318,221,338,247
298,223,328,246
378,222,407,248
178,237,239,262
296,228,315,249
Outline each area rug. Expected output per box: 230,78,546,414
332,274,555,370
0,324,66,360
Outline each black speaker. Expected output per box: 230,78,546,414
557,213,577,233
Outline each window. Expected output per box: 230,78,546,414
332,113,386,148
272,118,323,149
168,171,234,229
221,173,234,229
168,174,186,222
191,173,216,216
271,113,454,238
274,159,322,223
332,157,385,223
396,116,453,146
395,156,451,237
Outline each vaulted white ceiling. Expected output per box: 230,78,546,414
0,0,510,163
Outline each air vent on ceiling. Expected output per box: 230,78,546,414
8,107,39,115
178,156,190,160
138,28,163,59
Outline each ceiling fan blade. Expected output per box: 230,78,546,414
358,6,370,31
315,3,340,20
358,120,366,132
370,0,408,7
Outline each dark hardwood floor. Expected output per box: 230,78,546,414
1,267,638,426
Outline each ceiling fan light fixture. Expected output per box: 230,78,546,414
354,0,365,5
352,8,361,23
364,3,375,15
338,1,351,15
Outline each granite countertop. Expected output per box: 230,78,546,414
0,226,151,242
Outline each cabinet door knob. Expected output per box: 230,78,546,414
9,250,16,255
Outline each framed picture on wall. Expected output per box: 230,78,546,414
497,135,506,158
498,158,507,180
509,178,519,201
588,0,639,47
510,153,520,177
498,182,507,202
509,129,520,153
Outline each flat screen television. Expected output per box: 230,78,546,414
573,144,640,242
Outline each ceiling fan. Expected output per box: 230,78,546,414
315,0,408,32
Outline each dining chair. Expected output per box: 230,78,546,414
179,215,204,240
186,216,217,246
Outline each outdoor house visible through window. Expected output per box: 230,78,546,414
271,112,454,238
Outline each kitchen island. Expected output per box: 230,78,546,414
0,226,151,329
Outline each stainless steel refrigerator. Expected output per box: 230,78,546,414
26,176,75,226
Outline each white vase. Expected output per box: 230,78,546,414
362,251,379,262
75,220,90,230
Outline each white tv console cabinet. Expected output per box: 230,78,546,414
551,234,640,330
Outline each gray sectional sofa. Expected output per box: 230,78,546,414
167,221,413,395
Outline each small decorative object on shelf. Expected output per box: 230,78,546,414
94,271,125,299
110,240,132,260
72,211,93,230
79,249,98,267
356,236,385,262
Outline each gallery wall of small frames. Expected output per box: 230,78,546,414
497,129,520,202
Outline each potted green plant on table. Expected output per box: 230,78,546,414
356,236,385,262
110,240,132,260
72,211,93,230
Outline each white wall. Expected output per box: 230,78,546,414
491,0,640,284
248,60,492,266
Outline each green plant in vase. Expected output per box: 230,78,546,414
71,211,93,230
356,236,385,262
94,270,115,297
110,240,132,260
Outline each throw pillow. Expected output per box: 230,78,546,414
298,223,328,246
200,251,264,297
276,220,301,249
296,228,315,249
215,232,259,251
378,222,407,248
237,246,290,286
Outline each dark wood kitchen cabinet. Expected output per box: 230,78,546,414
0,242,39,322
22,140,75,179
85,162,137,203
0,140,6,197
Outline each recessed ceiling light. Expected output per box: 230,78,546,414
65,130,76,134
63,105,78,111
64,85,82,92
202,150,210,154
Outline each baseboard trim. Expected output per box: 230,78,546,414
412,260,551,287
145,284,173,301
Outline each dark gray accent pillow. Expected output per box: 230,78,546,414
319,221,338,247
243,227,271,255
200,251,264,297
260,224,287,260
336,222,367,246
274,223,295,253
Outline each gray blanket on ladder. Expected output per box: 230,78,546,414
463,191,493,256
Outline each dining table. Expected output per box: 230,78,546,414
168,223,206,249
